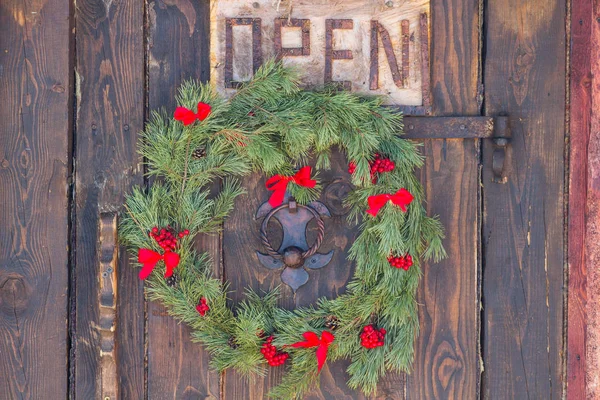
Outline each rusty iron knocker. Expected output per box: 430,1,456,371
255,196,333,291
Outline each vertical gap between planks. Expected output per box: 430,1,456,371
143,0,150,397
67,0,78,395
563,0,571,399
479,0,489,397
477,0,486,398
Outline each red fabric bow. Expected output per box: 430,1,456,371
366,188,414,216
265,166,316,207
137,248,180,280
174,102,212,125
291,331,335,372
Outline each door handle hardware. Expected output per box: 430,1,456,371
255,196,333,292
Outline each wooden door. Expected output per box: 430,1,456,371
0,0,566,399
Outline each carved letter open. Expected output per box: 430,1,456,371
210,0,430,110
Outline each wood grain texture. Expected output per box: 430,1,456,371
0,0,71,398
409,139,480,400
406,0,482,399
567,0,592,397
584,6,600,398
74,0,145,397
147,0,220,398
482,0,566,398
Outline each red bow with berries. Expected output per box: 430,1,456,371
137,248,180,280
174,102,211,125
366,188,414,216
265,166,316,207
291,331,335,372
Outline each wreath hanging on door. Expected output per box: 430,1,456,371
119,61,445,398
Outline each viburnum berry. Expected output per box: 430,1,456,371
196,297,209,316
370,153,395,180
348,154,395,182
360,325,386,349
348,161,356,174
387,254,413,271
149,225,190,252
260,335,289,367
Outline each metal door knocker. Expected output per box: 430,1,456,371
255,195,334,291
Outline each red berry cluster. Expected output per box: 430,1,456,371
196,297,209,316
260,336,289,367
387,254,413,270
348,154,395,182
360,325,386,349
370,153,395,174
149,226,190,251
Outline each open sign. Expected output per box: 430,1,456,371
210,0,430,109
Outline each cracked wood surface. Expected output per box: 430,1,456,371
482,0,566,398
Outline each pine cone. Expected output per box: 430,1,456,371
228,336,239,349
165,274,177,287
192,147,206,159
324,315,339,330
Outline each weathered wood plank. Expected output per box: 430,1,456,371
409,139,480,400
147,0,221,398
0,0,71,398
584,5,600,398
567,0,592,397
482,0,565,398
74,0,145,397
406,0,482,398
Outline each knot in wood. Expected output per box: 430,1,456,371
0,275,30,314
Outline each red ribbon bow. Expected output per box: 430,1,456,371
174,102,212,126
366,188,414,216
137,248,180,280
265,166,316,207
291,331,335,372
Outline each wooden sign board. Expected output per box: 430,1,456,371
210,0,431,110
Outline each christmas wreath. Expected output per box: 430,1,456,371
120,61,445,398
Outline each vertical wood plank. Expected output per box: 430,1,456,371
567,0,592,397
407,0,482,399
583,4,600,397
482,0,565,398
0,0,71,398
74,0,145,397
410,139,480,400
146,0,220,398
